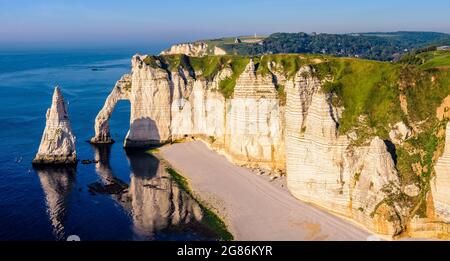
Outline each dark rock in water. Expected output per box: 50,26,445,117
81,159,98,164
90,68,105,71
88,178,128,195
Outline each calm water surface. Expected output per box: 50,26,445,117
0,49,217,240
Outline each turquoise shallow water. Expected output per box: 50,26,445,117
0,49,216,241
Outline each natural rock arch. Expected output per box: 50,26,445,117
91,55,171,147
90,74,131,144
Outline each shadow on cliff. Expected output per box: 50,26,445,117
384,140,398,165
33,165,76,240
125,117,162,149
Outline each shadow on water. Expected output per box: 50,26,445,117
34,144,219,240
33,140,219,240
125,149,218,240
33,165,76,240
88,144,128,196
84,144,219,240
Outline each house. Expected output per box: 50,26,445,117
437,46,450,51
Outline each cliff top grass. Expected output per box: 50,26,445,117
144,52,449,133
317,58,404,136
144,53,449,134
146,53,328,98
143,53,449,133
400,50,450,70
418,50,450,69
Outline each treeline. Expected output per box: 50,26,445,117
220,32,450,61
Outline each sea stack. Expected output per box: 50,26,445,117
32,87,77,165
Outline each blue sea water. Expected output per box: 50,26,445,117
0,48,216,241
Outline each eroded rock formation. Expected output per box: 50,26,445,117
33,87,77,165
285,71,403,235
92,55,450,237
90,74,131,144
92,56,284,169
125,56,173,147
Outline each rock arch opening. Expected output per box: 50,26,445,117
90,74,131,144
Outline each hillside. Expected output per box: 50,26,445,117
400,49,450,69
164,32,450,61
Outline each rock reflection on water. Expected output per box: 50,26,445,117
89,144,215,240
35,144,216,240
93,143,114,184
34,166,75,240
125,151,205,240
90,144,128,197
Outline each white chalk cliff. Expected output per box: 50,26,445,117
93,55,284,169
433,122,450,222
285,68,403,235
33,87,77,165
91,74,131,144
92,55,450,237
160,42,226,57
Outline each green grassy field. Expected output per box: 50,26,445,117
400,50,450,69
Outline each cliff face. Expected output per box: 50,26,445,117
160,42,226,56
225,60,283,169
92,53,450,238
91,75,131,144
285,70,403,235
433,122,450,222
33,87,77,165
93,55,285,170
125,57,173,147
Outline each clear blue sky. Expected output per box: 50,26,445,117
0,0,449,48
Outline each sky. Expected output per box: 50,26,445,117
0,0,449,49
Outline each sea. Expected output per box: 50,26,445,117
0,47,218,241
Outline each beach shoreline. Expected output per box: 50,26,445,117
158,140,374,241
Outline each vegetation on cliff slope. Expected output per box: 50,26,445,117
145,50,450,220
319,50,450,218
146,53,323,99
317,58,403,136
